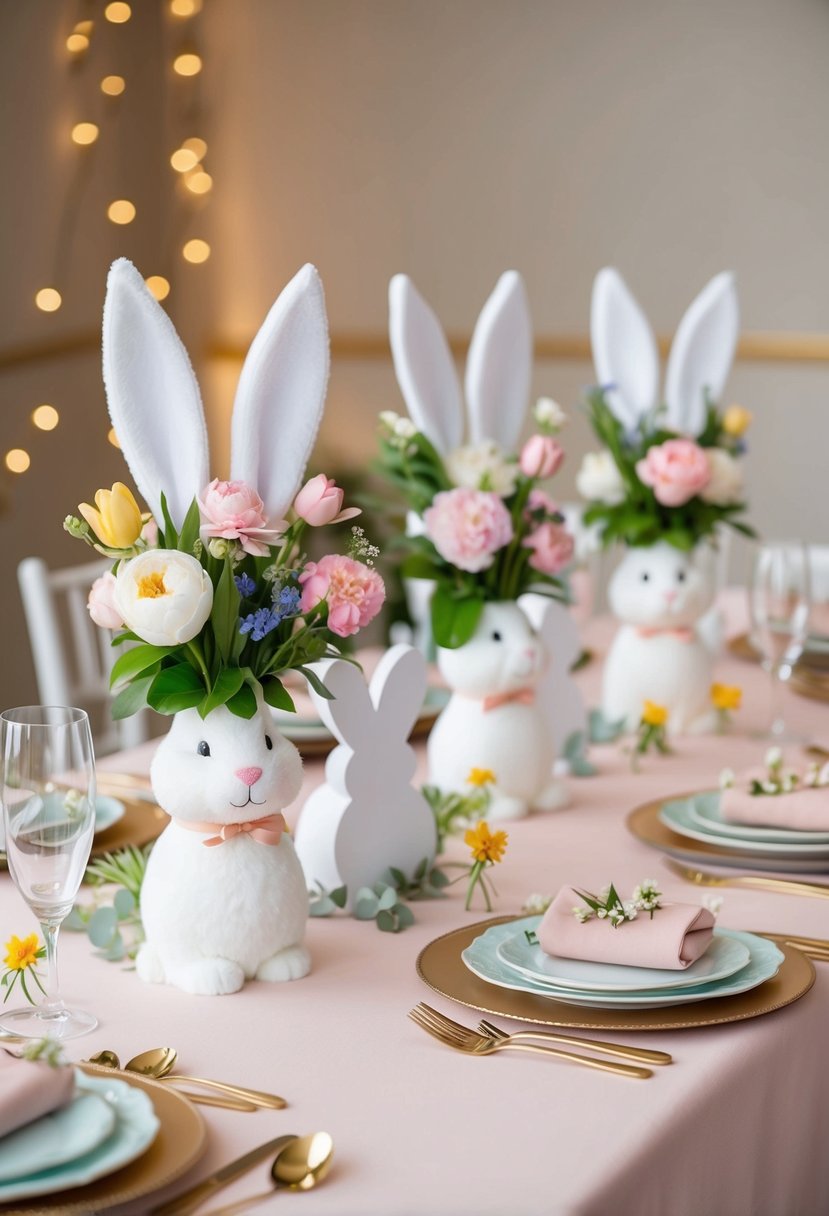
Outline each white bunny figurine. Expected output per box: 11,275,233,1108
102,257,329,994
590,267,739,735
519,592,588,760
293,645,437,903
389,270,533,651
428,602,570,820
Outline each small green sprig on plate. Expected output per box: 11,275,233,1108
572,880,663,928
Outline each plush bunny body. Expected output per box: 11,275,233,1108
602,542,717,734
428,602,569,820
101,257,331,993
138,703,309,995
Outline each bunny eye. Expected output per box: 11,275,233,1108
265,734,273,751
197,740,211,757
640,572,650,582
677,570,687,583
491,630,503,642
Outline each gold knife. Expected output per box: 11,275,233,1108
152,1134,298,1216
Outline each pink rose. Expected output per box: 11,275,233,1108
526,488,559,519
635,439,711,507
299,555,385,638
198,479,287,557
519,435,565,479
87,571,123,630
522,522,574,575
293,474,361,527
423,488,513,573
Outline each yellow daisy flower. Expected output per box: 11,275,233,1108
467,767,496,788
711,683,742,712
722,404,752,437
464,821,508,865
4,933,40,972
641,701,668,728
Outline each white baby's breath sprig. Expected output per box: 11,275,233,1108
573,879,663,928
534,397,568,433
523,893,553,915
719,768,735,791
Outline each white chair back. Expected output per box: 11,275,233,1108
17,556,150,755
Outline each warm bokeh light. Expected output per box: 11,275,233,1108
71,122,99,146
145,275,171,301
101,74,126,96
182,238,210,264
105,2,132,23
66,33,89,54
107,199,136,225
32,405,60,431
182,137,207,161
35,288,62,312
173,52,202,76
184,169,212,195
170,147,199,172
170,0,202,15
107,428,122,449
5,450,31,474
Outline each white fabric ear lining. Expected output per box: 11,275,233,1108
664,272,739,437
590,267,660,432
465,270,532,449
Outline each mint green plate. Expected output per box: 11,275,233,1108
0,1089,115,1182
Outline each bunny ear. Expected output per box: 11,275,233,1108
664,272,739,437
102,258,209,528
230,264,329,523
304,657,374,749
388,275,463,454
465,270,532,448
590,267,659,432
371,644,427,739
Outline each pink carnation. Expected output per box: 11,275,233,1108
198,479,287,558
87,571,123,630
299,555,385,638
522,522,574,575
635,439,711,508
423,488,513,573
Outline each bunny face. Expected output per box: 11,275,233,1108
437,602,546,699
150,704,303,825
608,543,715,629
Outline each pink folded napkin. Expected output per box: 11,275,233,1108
538,887,716,970
0,1052,75,1138
721,778,829,831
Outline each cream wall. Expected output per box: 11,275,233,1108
1,0,828,711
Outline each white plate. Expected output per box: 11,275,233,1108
462,919,783,1010
495,928,750,992
0,1069,159,1201
687,791,829,845
660,797,829,859
0,1089,115,1182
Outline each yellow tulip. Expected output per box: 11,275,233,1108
79,482,143,549
722,404,752,437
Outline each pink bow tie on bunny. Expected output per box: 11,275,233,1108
482,687,536,713
636,625,695,642
177,813,287,848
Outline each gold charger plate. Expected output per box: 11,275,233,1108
789,667,829,704
727,632,829,675
0,795,169,872
2,1064,206,1215
416,916,815,1031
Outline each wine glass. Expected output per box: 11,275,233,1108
749,543,811,739
0,706,98,1039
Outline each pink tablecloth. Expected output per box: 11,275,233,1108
2,596,828,1216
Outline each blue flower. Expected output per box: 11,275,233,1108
276,585,301,617
235,573,257,598
239,607,281,642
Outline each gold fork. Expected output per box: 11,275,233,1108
476,1019,672,1065
408,1004,652,1079
665,860,829,900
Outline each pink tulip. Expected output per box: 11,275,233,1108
87,571,123,630
522,522,574,576
299,555,385,638
519,435,565,479
423,488,513,573
635,439,711,508
293,474,361,527
198,479,286,558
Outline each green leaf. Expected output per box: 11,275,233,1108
63,906,88,931
431,588,484,649
330,885,348,908
87,906,118,948
111,673,155,720
212,558,240,666
296,666,334,700
353,889,379,919
147,664,205,715
588,709,626,744
428,867,450,889
400,554,439,580
309,896,336,917
226,682,257,720
376,885,398,912
110,644,175,690
200,668,246,718
395,903,415,928
158,491,178,548
261,679,296,714
376,909,398,932
103,934,127,962
114,888,136,919
177,497,201,556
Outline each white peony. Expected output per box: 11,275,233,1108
575,451,626,505
700,448,744,506
534,396,568,431
445,441,518,497
115,549,213,648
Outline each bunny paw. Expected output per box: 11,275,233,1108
256,945,311,983
135,943,165,985
177,958,245,996
534,780,571,813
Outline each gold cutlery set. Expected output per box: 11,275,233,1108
666,859,829,900
85,1046,286,1112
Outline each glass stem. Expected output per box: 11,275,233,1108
769,663,786,737
39,920,64,1015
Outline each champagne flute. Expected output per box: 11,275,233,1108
0,706,98,1039
749,543,811,739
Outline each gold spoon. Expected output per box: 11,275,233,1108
124,1047,286,1109
201,1133,334,1216
86,1050,257,1112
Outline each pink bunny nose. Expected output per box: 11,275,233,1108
235,766,263,787
663,589,678,603
523,648,537,660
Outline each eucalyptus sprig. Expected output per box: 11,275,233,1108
65,844,152,962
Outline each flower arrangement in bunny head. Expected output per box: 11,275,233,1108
379,271,574,652
62,260,385,996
